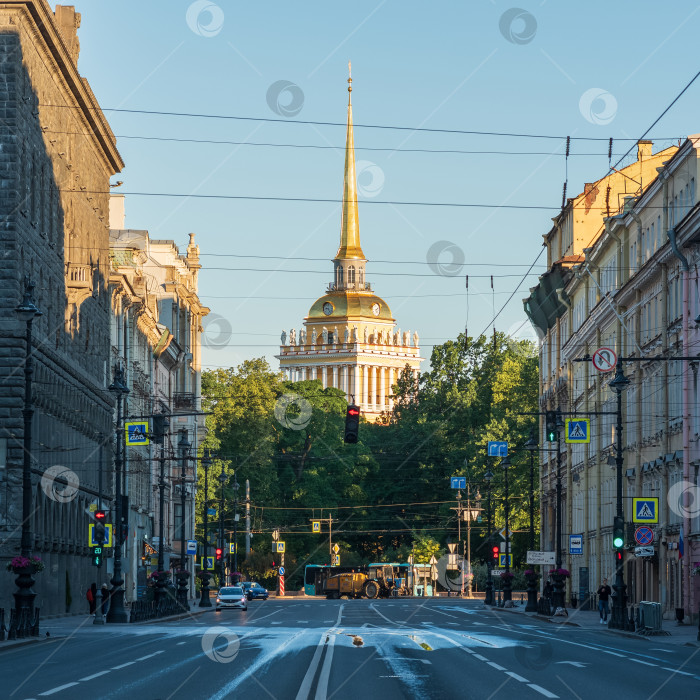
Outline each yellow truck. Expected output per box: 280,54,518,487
323,572,369,599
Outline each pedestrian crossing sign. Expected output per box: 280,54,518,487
565,419,590,444
633,497,658,523
202,556,215,570
312,521,321,533
125,421,149,446
498,554,513,568
229,543,236,554
88,523,113,547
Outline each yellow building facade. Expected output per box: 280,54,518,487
277,70,422,420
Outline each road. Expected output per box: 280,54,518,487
2,599,699,699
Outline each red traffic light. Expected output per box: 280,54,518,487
615,551,623,562
215,548,223,560
491,546,499,559
94,510,106,521
347,407,360,416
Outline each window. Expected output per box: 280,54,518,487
348,266,355,285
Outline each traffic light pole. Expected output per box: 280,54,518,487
199,451,212,607
484,473,494,606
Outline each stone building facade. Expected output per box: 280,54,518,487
526,138,700,619
0,2,123,616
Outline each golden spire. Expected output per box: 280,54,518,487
335,61,365,260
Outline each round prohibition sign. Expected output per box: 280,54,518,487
592,347,617,372
634,526,654,545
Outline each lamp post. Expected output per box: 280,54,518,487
550,409,566,611
176,429,191,610
199,449,212,607
13,278,42,615
466,487,480,599
500,457,512,603
484,470,494,606
524,430,540,612
232,475,240,579
107,366,129,623
155,413,169,606
218,467,227,586
455,490,463,597
609,360,630,629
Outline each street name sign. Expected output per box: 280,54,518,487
487,441,508,457
565,419,590,444
569,534,583,555
125,421,149,446
526,551,556,565
450,476,467,489
634,526,654,545
633,497,658,523
635,546,655,557
592,347,617,372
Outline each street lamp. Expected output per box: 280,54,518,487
484,470,494,606
524,430,539,613
608,360,630,629
551,408,566,610
218,467,227,586
14,278,42,616
500,456,512,603
199,449,212,607
176,429,191,610
232,476,240,578
154,413,169,606
455,489,463,597
107,366,129,623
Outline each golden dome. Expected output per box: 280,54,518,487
307,292,393,321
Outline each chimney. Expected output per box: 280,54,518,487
54,6,81,64
637,140,653,161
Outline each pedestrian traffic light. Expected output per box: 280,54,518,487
492,545,499,560
545,410,557,442
613,515,625,549
152,414,169,444
344,404,360,444
215,547,223,561
92,546,103,567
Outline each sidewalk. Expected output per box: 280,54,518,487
484,599,700,646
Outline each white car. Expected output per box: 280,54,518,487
216,586,248,611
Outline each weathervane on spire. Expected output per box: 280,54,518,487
348,61,352,97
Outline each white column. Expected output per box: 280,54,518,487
362,365,369,408
352,365,359,403
388,367,395,410
332,365,338,389
380,366,386,409
321,365,327,389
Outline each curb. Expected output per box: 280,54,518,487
0,636,60,653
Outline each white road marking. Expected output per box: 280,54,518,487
528,684,559,698
136,651,165,661
176,641,186,645
487,662,506,670
661,668,694,676
601,650,625,657
78,670,110,681
271,621,282,625
473,654,488,661
629,658,656,666
651,649,674,653
112,661,135,669
314,635,336,700
39,683,79,696
296,633,329,700
369,603,396,625
555,661,587,668
505,672,529,682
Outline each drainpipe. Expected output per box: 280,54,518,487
665,174,691,620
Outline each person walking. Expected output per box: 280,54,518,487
543,579,553,600
597,577,612,623
101,583,110,616
86,582,97,615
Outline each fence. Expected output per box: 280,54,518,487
0,607,40,640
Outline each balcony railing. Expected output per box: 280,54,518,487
65,263,92,289
173,392,196,410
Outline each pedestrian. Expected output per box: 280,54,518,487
86,582,97,615
543,579,553,600
597,577,612,623
101,583,110,616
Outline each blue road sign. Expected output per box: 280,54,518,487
635,526,654,545
569,534,583,555
278,566,285,576
488,441,508,457
498,554,513,567
186,539,197,555
565,419,590,444
207,508,217,516
450,476,467,489
125,421,149,446
633,498,658,523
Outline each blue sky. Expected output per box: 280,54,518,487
71,1,700,372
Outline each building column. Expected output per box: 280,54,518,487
363,365,369,408
321,365,327,389
380,366,386,410
370,366,377,407
388,367,395,410
352,365,359,402
332,365,338,390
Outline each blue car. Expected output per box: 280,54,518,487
241,581,269,600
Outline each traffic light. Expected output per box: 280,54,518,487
153,414,169,444
492,545,499,561
344,404,360,444
545,410,557,442
92,546,103,567
94,510,106,545
215,547,223,561
613,515,625,549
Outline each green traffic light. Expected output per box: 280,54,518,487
547,431,556,442
613,535,624,548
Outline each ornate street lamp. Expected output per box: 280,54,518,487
523,430,540,612
218,468,227,586
154,413,169,606
199,449,212,607
232,476,240,578
608,360,630,629
483,470,495,606
13,278,42,616
176,429,191,610
107,366,129,623
550,408,566,611
500,456,512,603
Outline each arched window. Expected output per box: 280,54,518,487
348,266,356,285
358,269,364,287
337,265,343,287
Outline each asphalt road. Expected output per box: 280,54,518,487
2,599,699,699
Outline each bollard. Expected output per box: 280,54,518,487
520,594,524,606
93,590,105,625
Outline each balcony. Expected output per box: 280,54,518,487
173,392,196,410
326,282,372,293
65,263,92,289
